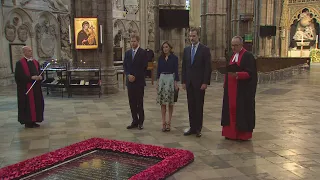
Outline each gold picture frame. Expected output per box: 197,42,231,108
74,17,98,50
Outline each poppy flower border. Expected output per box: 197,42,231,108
0,138,194,180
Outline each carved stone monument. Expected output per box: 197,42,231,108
35,20,57,58
17,24,29,42
5,22,16,42
124,0,139,14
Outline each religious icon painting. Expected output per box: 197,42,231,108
74,17,98,49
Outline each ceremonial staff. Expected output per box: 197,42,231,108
25,63,51,95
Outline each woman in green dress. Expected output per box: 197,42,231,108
156,41,179,132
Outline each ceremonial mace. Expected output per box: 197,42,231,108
25,63,51,95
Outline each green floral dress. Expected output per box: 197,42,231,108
157,73,175,105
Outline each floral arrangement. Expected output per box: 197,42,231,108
0,138,194,180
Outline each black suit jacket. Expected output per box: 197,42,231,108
182,43,212,88
123,47,148,87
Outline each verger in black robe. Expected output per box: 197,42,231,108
15,58,44,126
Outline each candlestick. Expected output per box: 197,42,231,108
316,35,318,49
100,25,103,44
300,36,304,57
69,25,71,44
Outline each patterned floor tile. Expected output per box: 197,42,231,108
0,65,319,179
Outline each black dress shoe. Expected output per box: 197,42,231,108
25,124,34,128
184,129,194,136
196,132,202,137
127,124,138,129
138,124,144,130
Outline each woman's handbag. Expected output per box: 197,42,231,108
174,87,179,102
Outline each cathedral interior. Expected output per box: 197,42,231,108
0,0,320,179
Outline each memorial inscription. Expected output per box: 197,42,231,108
9,43,26,73
25,150,162,180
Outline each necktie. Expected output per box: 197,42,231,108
191,45,196,64
132,50,135,61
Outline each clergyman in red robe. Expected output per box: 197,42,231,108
14,46,44,128
221,36,258,140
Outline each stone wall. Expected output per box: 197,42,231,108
0,0,72,86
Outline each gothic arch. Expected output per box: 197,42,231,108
127,20,140,35
114,19,126,32
5,8,34,37
5,7,33,23
288,7,320,26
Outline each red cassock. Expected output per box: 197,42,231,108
221,48,257,140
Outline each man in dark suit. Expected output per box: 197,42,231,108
182,27,212,137
123,34,148,130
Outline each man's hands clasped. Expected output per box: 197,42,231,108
128,75,136,82
31,76,43,81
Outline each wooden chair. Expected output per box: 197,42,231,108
114,61,125,90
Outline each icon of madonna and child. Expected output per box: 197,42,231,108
75,19,98,49
290,8,319,49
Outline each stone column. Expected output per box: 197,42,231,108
259,0,274,57
200,0,207,45
206,0,227,61
139,0,148,48
280,0,289,57
102,0,118,94
190,0,201,27
0,4,4,85
73,0,118,94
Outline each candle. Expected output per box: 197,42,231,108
100,25,103,44
316,35,319,49
68,25,71,44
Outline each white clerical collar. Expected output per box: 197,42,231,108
25,57,33,61
232,48,243,63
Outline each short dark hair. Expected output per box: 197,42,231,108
130,34,140,42
189,27,200,36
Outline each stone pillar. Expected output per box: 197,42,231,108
140,0,148,48
259,0,274,57
190,0,201,28
206,0,227,61
200,0,207,45
0,4,4,85
73,0,118,94
280,0,289,57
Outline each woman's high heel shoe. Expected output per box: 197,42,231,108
166,123,171,132
162,123,167,132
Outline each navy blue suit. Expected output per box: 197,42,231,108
182,43,212,133
123,47,148,125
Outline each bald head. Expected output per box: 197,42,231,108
231,36,243,53
22,46,33,58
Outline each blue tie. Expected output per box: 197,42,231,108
191,45,196,64
132,50,135,61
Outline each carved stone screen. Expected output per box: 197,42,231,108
9,43,26,73
24,150,162,179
